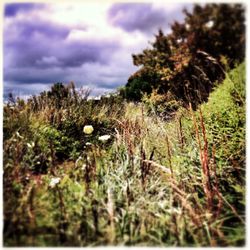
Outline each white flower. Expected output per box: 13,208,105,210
83,125,94,134
27,142,35,148
49,177,61,188
98,135,111,142
185,23,190,30
205,20,214,28
86,142,92,146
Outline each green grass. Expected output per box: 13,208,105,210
3,63,245,246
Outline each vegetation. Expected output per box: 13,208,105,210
3,62,245,246
121,4,245,108
3,3,245,247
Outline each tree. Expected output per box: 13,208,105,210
182,4,245,64
123,4,245,107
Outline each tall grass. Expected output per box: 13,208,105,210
3,63,245,246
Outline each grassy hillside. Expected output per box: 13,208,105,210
3,63,245,246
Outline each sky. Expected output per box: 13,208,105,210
3,2,193,98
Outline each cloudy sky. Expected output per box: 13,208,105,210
3,2,193,98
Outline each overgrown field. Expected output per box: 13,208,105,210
3,63,245,246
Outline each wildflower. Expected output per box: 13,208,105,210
185,23,190,30
205,20,214,28
83,125,94,134
86,142,92,146
49,177,60,188
98,135,111,142
27,142,35,148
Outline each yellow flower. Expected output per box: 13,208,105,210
83,125,94,134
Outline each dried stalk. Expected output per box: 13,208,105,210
107,187,115,244
166,135,174,178
189,103,213,210
199,108,213,209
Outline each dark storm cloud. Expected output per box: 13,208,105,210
4,16,120,84
16,19,71,39
4,38,119,83
108,3,192,34
4,67,66,84
5,37,117,70
4,36,119,69
108,3,166,33
59,40,119,67
4,18,71,67
4,3,44,17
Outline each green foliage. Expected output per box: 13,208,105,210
122,77,152,101
202,62,245,165
3,104,31,141
142,90,181,120
201,63,246,221
174,63,246,245
123,4,245,106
